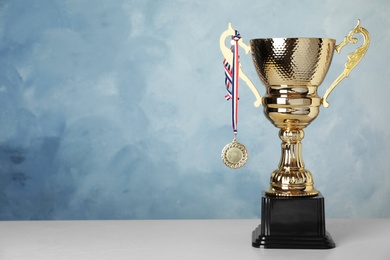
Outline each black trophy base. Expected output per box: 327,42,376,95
252,192,335,249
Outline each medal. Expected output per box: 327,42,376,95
222,138,248,169
221,30,248,169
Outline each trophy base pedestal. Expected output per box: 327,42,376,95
252,192,335,249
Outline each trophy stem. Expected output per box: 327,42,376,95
265,129,318,197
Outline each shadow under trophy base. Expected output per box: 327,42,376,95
220,21,369,249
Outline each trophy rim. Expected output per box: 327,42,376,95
250,37,336,42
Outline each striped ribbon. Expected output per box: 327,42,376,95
223,59,232,100
223,30,241,137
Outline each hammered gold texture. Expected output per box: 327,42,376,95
250,38,335,87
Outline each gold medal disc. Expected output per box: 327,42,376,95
221,140,248,169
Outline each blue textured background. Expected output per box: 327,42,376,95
0,0,389,220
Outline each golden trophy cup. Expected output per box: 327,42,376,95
220,20,370,249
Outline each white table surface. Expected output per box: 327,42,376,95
0,219,389,260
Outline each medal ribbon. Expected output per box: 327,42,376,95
223,30,241,138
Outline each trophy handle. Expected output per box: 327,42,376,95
322,20,370,108
220,23,262,107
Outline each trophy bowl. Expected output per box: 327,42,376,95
251,38,335,129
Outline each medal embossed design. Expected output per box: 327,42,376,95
222,138,248,169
